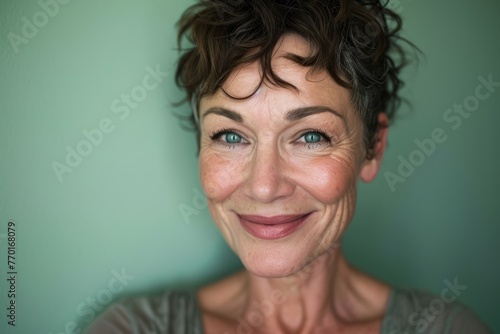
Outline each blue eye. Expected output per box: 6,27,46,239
303,132,322,143
224,132,242,143
210,129,245,147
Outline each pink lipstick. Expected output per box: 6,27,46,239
238,213,310,240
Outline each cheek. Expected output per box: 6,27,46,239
293,155,358,204
199,153,242,202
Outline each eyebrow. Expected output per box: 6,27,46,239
202,106,345,124
202,107,244,123
285,106,344,122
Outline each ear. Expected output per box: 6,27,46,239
360,113,389,183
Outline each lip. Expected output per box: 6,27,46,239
238,213,311,240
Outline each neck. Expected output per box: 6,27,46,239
238,248,389,332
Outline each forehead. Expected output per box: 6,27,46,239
199,34,353,117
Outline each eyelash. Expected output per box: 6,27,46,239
209,128,334,148
210,128,246,148
297,129,333,146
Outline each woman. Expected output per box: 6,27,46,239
86,0,492,333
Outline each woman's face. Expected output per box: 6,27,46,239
198,34,384,278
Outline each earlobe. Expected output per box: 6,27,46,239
360,113,389,183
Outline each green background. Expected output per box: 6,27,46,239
0,0,499,333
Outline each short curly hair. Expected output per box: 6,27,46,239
175,0,417,158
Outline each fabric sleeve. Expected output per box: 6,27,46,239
83,290,203,334
84,303,135,334
444,306,493,334
382,288,493,334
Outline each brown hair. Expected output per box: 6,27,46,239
175,0,418,158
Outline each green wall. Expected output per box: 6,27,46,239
0,0,498,332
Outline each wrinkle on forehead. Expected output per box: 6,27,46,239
219,33,319,99
199,33,359,131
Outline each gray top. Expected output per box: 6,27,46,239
84,288,492,333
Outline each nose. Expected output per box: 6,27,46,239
242,144,295,203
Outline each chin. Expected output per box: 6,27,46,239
237,244,312,279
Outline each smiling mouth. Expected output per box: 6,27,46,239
237,213,311,240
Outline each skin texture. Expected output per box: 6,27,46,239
197,34,390,333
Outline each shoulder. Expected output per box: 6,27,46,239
83,289,203,334
382,287,492,334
